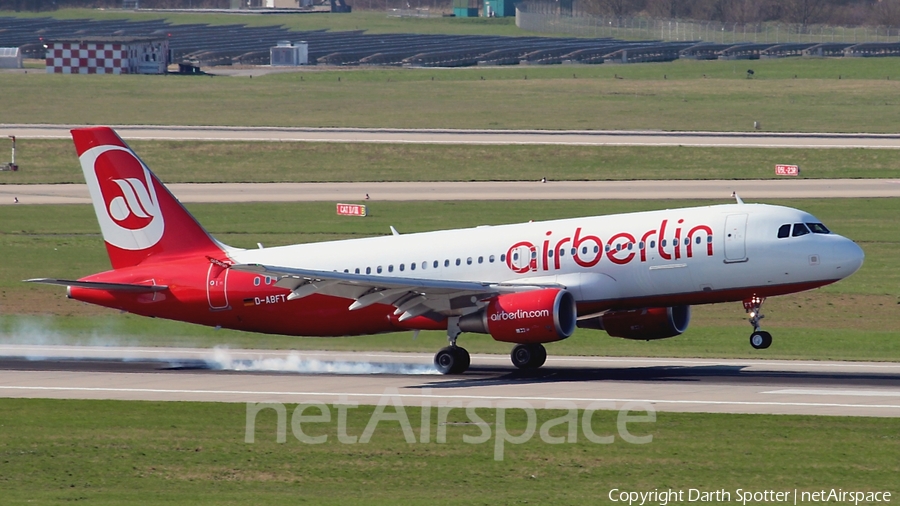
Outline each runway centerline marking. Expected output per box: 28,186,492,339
2,385,900,410
764,388,900,397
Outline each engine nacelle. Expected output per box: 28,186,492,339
578,306,691,340
459,288,576,344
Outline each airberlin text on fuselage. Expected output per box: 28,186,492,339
506,219,714,274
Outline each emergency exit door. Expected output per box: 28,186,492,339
206,261,230,310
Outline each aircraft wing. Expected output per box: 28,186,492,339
232,263,561,321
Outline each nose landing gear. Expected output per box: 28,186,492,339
743,296,772,349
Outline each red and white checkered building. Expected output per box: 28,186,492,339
45,38,169,75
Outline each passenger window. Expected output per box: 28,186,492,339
388,265,394,273
808,223,831,234
559,249,564,257
500,254,506,262
466,257,471,265
684,238,690,246
444,259,449,267
399,264,405,272
366,267,371,274
456,258,461,266
792,223,810,237
650,241,656,248
434,260,439,268
489,255,495,263
343,269,349,273
548,249,553,258
570,248,576,256
478,256,483,264
661,240,667,247
639,242,645,250
777,224,791,238
695,236,701,244
410,263,415,271
377,266,383,274
254,277,260,286
354,268,360,274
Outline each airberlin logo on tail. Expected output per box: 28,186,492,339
79,145,164,251
107,178,157,224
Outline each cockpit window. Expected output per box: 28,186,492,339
792,223,810,237
807,223,831,234
777,224,791,238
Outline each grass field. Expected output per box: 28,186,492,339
5,139,900,184
0,398,897,505
2,198,897,361
2,57,899,131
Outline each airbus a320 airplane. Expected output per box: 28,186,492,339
30,127,865,374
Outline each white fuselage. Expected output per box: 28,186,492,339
229,203,864,310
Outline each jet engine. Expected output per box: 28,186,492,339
459,288,576,344
578,306,691,340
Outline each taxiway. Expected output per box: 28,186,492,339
3,124,900,148
4,179,900,205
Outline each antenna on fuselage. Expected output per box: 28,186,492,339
390,226,400,236
732,191,744,205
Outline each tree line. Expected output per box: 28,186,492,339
4,0,900,27
571,0,900,27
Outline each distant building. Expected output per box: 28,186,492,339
0,47,22,69
45,37,169,75
270,41,308,66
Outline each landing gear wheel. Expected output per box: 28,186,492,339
456,347,470,372
749,331,772,350
434,346,469,375
510,343,547,370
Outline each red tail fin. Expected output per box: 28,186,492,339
72,127,224,269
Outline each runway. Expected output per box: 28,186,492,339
3,124,900,148
4,179,900,205
1,345,898,417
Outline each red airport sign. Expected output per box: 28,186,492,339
775,164,800,176
337,203,368,217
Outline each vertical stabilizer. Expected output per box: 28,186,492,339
72,127,223,269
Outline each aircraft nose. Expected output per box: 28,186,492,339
832,238,865,278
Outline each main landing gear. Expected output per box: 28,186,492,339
744,296,772,350
434,317,470,375
434,345,470,375
511,343,547,370
432,318,550,375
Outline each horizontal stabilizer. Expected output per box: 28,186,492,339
25,278,168,292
